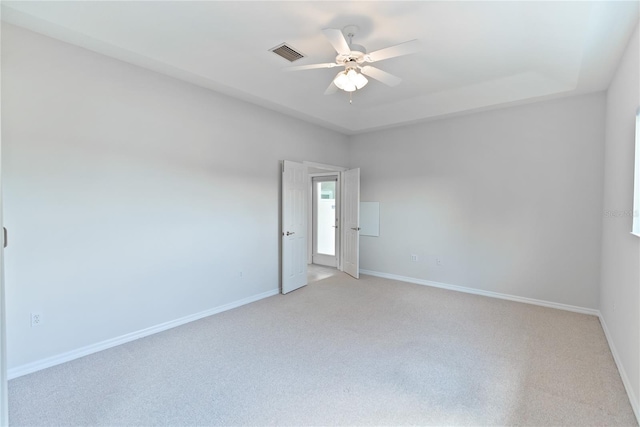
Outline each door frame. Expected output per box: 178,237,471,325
281,161,358,283
303,161,347,272
309,173,340,268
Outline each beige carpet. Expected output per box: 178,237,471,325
9,272,638,426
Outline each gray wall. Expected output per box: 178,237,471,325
349,93,606,309
1,24,349,370
600,22,640,413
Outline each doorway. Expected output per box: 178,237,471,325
281,160,359,294
311,175,339,267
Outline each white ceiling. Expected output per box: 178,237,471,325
2,1,638,135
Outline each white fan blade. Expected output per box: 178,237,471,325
324,81,338,95
360,66,402,87
365,39,420,63
284,62,338,71
322,28,351,55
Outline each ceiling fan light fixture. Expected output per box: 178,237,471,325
343,82,357,92
333,72,350,91
286,26,417,99
334,69,367,92
351,70,368,89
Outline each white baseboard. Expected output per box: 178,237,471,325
8,272,639,424
8,288,279,380
599,313,640,423
359,269,599,316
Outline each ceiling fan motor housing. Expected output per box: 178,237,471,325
336,50,367,67
338,24,368,65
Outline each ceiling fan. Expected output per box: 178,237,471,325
285,25,419,96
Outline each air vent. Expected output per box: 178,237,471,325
270,43,305,62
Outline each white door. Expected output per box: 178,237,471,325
0,154,7,425
343,168,360,278
281,161,308,294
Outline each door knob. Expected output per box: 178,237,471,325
286,231,295,236
351,227,361,231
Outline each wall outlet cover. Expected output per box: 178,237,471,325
31,312,42,327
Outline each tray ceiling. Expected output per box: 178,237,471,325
2,1,638,135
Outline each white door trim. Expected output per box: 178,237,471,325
303,161,347,172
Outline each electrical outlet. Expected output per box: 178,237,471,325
411,254,418,262
31,312,42,327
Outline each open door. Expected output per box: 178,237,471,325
0,226,5,427
281,161,308,294
0,145,7,426
342,168,360,278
